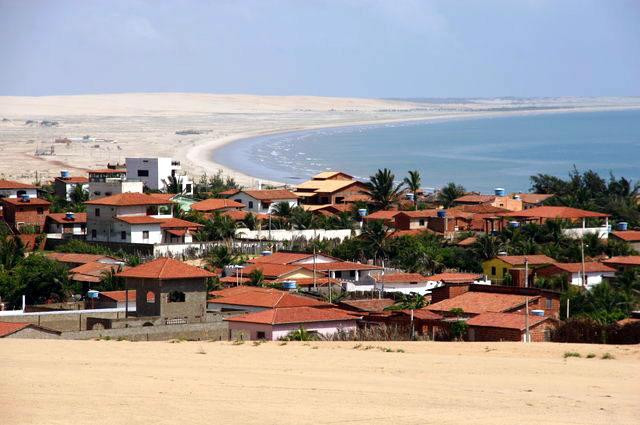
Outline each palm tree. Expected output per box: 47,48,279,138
290,207,314,230
471,233,503,260
241,212,258,230
69,184,89,207
363,168,404,210
248,269,265,286
205,245,243,272
99,266,124,291
403,170,421,210
0,235,25,270
272,201,294,219
162,175,184,194
360,220,390,264
437,182,466,208
285,325,316,341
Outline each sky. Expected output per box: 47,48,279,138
1,0,639,98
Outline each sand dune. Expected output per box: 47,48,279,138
1,339,638,425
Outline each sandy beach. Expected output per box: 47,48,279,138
1,93,639,186
0,339,638,425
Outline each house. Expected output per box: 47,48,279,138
225,306,360,340
68,261,127,287
125,157,193,195
239,263,320,282
46,212,87,236
159,217,203,244
466,312,557,342
91,290,155,310
0,179,38,199
293,171,368,205
0,322,61,339
338,298,396,313
53,171,89,201
87,168,143,199
365,272,433,296
85,193,173,244
603,256,640,271
1,195,50,233
230,189,298,214
426,284,560,319
536,262,617,289
493,206,610,238
116,257,215,324
45,252,122,269
482,254,556,284
207,286,329,312
363,210,400,225
453,191,524,211
394,209,473,235
610,230,640,251
191,198,245,213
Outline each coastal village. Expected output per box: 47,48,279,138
0,157,638,344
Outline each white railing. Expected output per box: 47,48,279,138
563,226,610,239
234,228,358,242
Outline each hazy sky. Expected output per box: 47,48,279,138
1,0,639,98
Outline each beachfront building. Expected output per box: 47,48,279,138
293,171,368,205
366,272,433,296
536,262,617,289
466,312,557,342
53,171,89,201
0,179,38,199
207,286,330,312
125,157,193,195
482,254,556,285
225,306,360,341
1,196,50,233
87,168,143,200
45,212,87,236
230,189,298,214
191,198,245,213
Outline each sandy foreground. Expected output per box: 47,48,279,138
0,339,638,425
1,93,639,186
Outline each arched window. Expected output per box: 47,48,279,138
16,190,27,197
146,291,155,303
168,291,185,303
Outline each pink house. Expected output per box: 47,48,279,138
225,306,360,340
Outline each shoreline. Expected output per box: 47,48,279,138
189,104,640,187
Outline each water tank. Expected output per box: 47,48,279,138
617,222,628,231
65,212,75,220
531,309,545,317
87,290,100,299
60,170,70,179
405,193,415,201
513,193,521,200
281,280,297,290
20,194,30,202
357,208,368,217
494,187,505,196
261,250,272,256
509,220,520,228
437,210,446,218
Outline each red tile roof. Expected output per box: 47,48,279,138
224,306,359,325
372,273,428,283
209,286,329,308
611,231,640,242
240,263,310,279
88,168,126,174
451,204,510,214
115,215,164,224
222,210,269,221
457,236,477,247
98,290,153,303
424,272,484,283
148,193,176,202
515,193,554,204
0,322,60,337
242,189,298,201
339,298,395,312
219,189,240,196
69,262,126,283
427,292,537,315
191,198,245,212
466,312,549,330
46,212,87,224
544,262,616,274
500,206,608,219
158,217,203,229
303,261,382,272
85,193,171,206
493,255,556,266
273,277,340,287
0,179,36,189
364,210,400,220
55,176,89,184
2,197,50,206
399,308,443,321
116,257,215,280
249,252,314,265
603,256,640,267
45,252,117,265
454,194,496,204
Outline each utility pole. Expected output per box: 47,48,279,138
524,257,530,343
580,238,587,287
312,245,317,292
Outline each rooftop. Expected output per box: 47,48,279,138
46,212,87,224
466,312,550,330
0,322,59,337
85,193,171,206
543,262,616,274
493,255,556,266
115,215,164,225
427,291,537,315
209,286,329,308
312,171,353,180
240,263,310,279
55,176,89,184
424,272,484,283
339,298,395,312
45,252,116,265
500,206,608,219
224,306,359,325
0,179,37,189
249,252,315,265
372,273,428,283
364,210,400,220
88,168,126,174
159,217,203,229
116,257,215,280
303,261,382,272
2,197,50,206
603,256,640,267
454,194,496,204
242,189,298,201
295,179,360,194
610,230,640,242
191,198,245,211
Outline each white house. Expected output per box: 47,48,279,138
46,212,87,236
0,179,38,199
53,171,89,201
230,189,298,214
537,262,617,290
365,272,434,296
125,157,193,195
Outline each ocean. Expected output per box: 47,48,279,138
212,109,640,192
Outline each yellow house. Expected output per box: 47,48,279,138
482,255,556,283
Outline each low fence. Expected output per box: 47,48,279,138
235,228,358,242
62,321,229,341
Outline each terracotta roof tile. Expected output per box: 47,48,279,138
364,210,400,220
493,255,556,266
242,189,298,201
424,272,483,283
115,215,164,224
98,290,154,303
399,308,443,321
515,194,554,204
500,206,608,219
2,197,50,206
467,312,549,330
0,179,37,189
240,263,310,279
454,194,496,204
85,193,171,206
542,262,616,274
158,217,203,229
88,168,126,174
46,212,87,224
603,256,640,267
191,198,245,211
224,306,359,325
372,273,428,283
46,252,117,264
303,261,382,272
210,286,329,308
427,292,537,315
611,231,640,242
55,176,89,184
116,257,215,280
0,322,60,337
249,252,314,265
339,298,395,312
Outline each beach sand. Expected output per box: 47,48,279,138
1,93,639,186
0,339,638,425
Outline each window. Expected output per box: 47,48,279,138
95,208,100,217
491,266,496,275
419,219,425,226
120,231,126,240
142,230,149,239
256,331,266,340
137,169,149,177
248,201,254,209
146,291,155,303
546,297,553,309
186,184,192,193
91,229,97,238
349,270,356,278
168,291,185,303
16,190,26,197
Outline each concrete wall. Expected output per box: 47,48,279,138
228,320,358,341
62,321,228,341
4,326,60,339
0,310,128,332
129,277,207,323
89,180,143,199
235,228,357,242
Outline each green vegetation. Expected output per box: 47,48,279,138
563,351,581,358
193,170,240,200
362,168,405,210
403,170,422,210
601,352,615,360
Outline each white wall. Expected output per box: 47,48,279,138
126,157,193,195
569,271,616,290
231,192,297,214
235,228,357,242
89,180,143,199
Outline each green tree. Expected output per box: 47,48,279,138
99,266,125,291
360,220,390,265
162,175,185,194
248,269,265,287
363,168,404,210
403,170,422,210
205,246,244,272
69,184,89,206
0,235,25,270
285,326,317,341
437,182,466,208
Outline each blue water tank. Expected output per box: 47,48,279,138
87,290,100,299
65,212,75,220
405,193,415,201
60,170,70,179
437,210,446,218
261,250,272,256
494,187,505,196
282,280,297,290
531,309,545,317
20,194,30,202
358,208,368,217
509,220,520,228
617,222,628,231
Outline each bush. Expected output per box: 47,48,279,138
563,351,581,358
552,318,640,344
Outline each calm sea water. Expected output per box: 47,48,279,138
213,109,640,192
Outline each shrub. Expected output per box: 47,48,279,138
563,351,581,358
601,352,615,360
